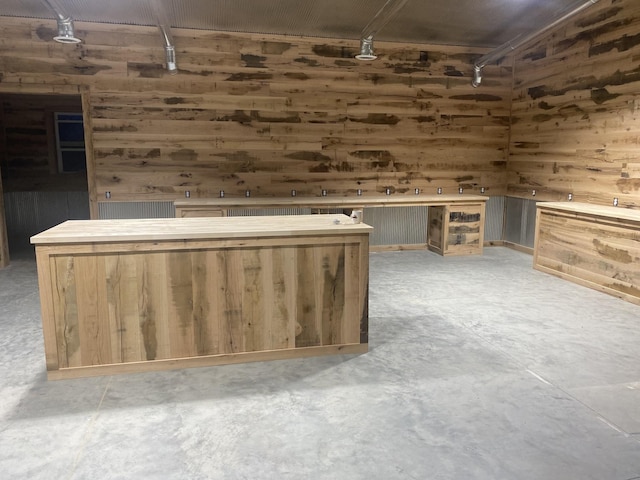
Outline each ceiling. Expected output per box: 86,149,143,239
3,0,592,48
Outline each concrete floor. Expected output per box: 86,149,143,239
0,247,639,480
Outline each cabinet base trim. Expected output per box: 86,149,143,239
47,343,369,380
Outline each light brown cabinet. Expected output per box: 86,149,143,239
427,204,485,256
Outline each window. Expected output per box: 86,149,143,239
54,112,86,173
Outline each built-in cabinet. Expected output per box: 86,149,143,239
175,195,487,255
427,203,485,256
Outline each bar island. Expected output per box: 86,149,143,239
534,202,640,305
31,215,372,379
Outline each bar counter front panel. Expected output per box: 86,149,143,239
534,202,640,305
31,215,372,379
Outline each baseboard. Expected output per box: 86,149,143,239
484,240,534,255
504,241,534,255
370,244,428,252
484,240,505,247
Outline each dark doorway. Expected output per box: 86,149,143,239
0,93,90,258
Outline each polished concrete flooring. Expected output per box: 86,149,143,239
1,247,639,480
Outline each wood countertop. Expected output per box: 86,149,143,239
537,202,640,223
31,214,373,245
173,194,487,209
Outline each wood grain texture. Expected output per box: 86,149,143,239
295,246,322,348
0,16,511,205
5,5,639,219
427,203,485,256
534,202,640,305
174,194,488,212
509,0,640,208
35,249,59,369
81,86,99,218
30,214,373,244
52,255,79,368
427,207,445,253
33,217,369,377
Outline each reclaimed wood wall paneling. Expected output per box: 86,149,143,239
0,16,511,203
509,0,640,207
4,3,637,209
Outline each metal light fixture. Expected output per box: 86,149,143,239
159,25,178,75
472,0,599,87
41,0,81,44
355,0,409,61
151,0,178,74
356,36,377,61
54,16,81,44
471,65,483,88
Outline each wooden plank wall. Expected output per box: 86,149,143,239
509,0,640,209
0,16,511,210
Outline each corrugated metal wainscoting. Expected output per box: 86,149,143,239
4,191,90,254
484,196,505,243
504,197,537,248
364,206,427,246
228,208,313,216
95,198,509,248
98,197,512,246
364,198,505,247
98,201,175,219
2,196,518,255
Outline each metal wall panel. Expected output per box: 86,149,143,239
91,197,510,246
0,191,536,255
505,196,523,245
4,191,90,254
98,201,175,219
484,196,505,242
504,197,537,248
363,206,427,246
228,207,312,216
67,191,91,219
